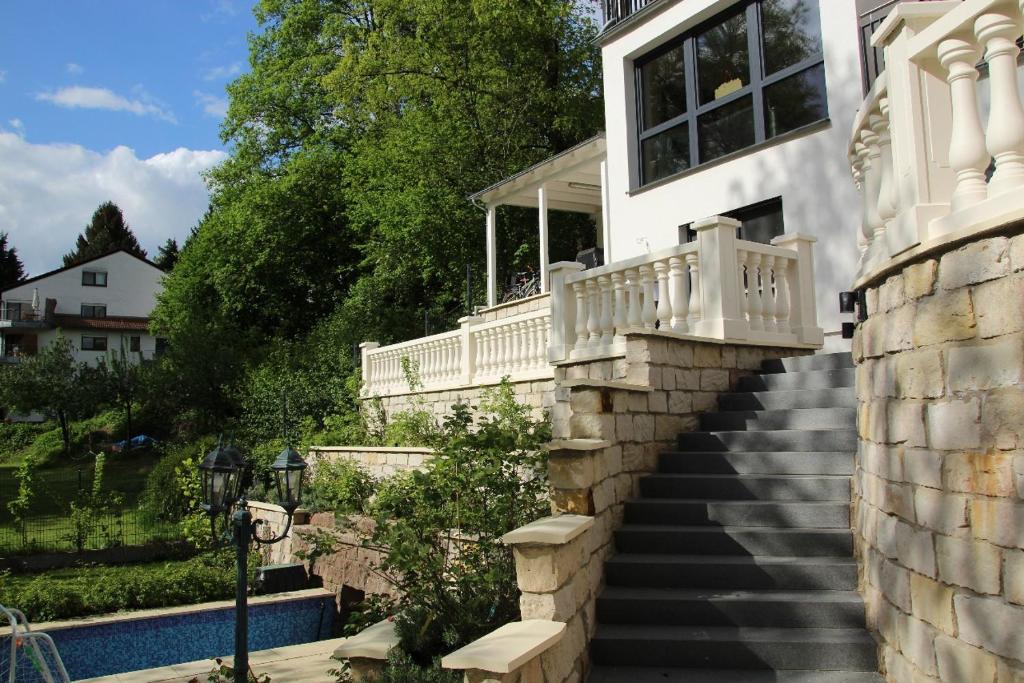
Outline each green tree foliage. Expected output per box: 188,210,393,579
94,343,148,445
154,238,180,270
0,333,99,453
63,201,148,267
0,231,25,290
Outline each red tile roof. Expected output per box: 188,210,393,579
53,315,150,331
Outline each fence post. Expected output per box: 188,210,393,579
547,261,585,362
771,233,824,345
459,315,485,385
693,216,748,341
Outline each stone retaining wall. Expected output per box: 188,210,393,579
478,293,550,322
853,232,1024,682
308,446,433,479
366,378,556,425
511,332,808,682
289,517,395,599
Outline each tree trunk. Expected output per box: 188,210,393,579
59,411,71,454
126,402,133,447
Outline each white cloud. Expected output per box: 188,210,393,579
0,70,6,83
201,0,238,22
194,90,229,119
66,63,84,75
203,62,242,81
36,86,176,124
7,119,24,137
0,132,227,274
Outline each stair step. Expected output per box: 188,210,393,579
761,352,855,374
639,474,851,501
737,368,855,392
596,587,867,628
614,525,853,556
677,430,857,453
699,407,856,431
658,451,854,475
604,555,859,590
623,500,850,528
718,388,858,411
589,667,884,682
590,624,879,670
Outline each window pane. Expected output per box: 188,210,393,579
640,43,687,130
761,0,823,76
697,10,749,105
764,63,828,139
642,124,691,184
698,96,754,163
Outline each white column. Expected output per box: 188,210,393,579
771,233,823,346
976,11,1024,196
600,160,612,263
459,316,483,385
538,186,550,293
693,216,747,340
486,205,498,307
548,261,585,362
359,341,380,396
937,37,988,212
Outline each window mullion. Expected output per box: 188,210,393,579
683,36,699,167
747,0,766,144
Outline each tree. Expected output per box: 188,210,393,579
63,202,147,267
0,231,25,290
154,238,180,271
95,343,147,446
0,333,96,453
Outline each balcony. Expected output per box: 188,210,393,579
603,0,663,28
0,303,50,331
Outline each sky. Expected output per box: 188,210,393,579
0,0,259,275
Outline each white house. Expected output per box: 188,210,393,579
0,250,165,365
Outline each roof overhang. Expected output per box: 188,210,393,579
469,134,606,214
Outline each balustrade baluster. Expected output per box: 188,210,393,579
874,100,898,232
573,282,588,350
686,253,701,325
866,114,890,251
854,141,876,256
736,249,750,325
775,258,792,334
536,319,548,369
639,265,657,329
668,256,689,332
599,275,614,345
937,38,988,210
517,322,529,372
761,256,776,333
654,261,671,330
976,12,1024,195
587,280,602,346
504,325,515,372
611,271,627,338
626,269,642,328
483,330,494,377
748,253,764,332
521,320,534,372
860,127,884,257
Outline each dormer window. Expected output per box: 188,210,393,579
82,271,108,287
636,0,826,186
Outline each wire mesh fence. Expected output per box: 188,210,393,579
0,466,181,556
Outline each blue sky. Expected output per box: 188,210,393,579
0,0,258,274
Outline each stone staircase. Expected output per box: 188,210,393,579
589,352,883,682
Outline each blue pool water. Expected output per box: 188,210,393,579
43,594,334,681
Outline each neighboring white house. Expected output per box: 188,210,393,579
0,250,165,365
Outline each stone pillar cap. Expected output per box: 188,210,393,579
441,620,566,673
500,514,593,546
332,619,397,660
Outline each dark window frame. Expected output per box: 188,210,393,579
129,336,141,352
81,335,108,351
82,271,108,287
81,304,107,318
636,0,827,186
679,196,785,244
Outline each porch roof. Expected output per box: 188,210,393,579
469,134,606,214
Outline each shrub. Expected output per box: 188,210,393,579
0,422,49,462
140,436,219,524
305,456,376,518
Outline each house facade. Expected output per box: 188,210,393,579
0,250,165,365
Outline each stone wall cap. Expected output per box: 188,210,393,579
332,619,398,660
558,378,653,392
501,514,594,546
440,619,566,673
544,438,611,452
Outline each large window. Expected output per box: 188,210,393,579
81,336,107,351
82,271,108,287
81,304,107,318
636,0,827,185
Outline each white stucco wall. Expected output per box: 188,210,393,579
34,328,159,364
601,0,864,343
2,251,164,318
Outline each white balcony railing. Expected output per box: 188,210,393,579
361,217,822,398
852,0,1024,283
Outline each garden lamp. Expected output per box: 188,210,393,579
198,440,243,515
271,444,307,513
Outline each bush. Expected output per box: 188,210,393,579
140,436,219,524
0,551,254,622
0,422,49,462
305,457,376,518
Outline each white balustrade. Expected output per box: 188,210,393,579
851,0,1024,282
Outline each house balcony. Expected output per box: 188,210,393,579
0,301,51,331
850,0,1024,288
361,216,823,398
603,0,663,29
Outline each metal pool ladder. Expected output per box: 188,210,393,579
0,606,70,683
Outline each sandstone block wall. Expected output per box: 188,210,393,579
516,333,808,682
853,233,1024,682
367,378,555,425
478,293,550,322
307,446,433,479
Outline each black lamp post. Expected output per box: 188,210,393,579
198,439,307,683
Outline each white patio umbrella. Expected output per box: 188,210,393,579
31,288,39,314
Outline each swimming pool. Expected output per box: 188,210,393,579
29,589,334,681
